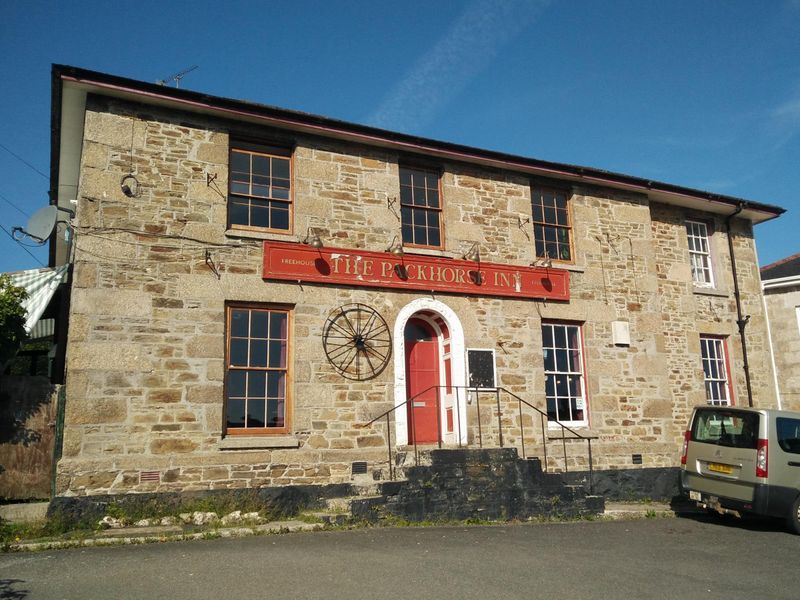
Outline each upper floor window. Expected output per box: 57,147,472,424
531,187,572,262
700,335,732,406
226,305,290,434
686,220,714,287
229,145,291,231
795,305,799,336
400,166,442,248
541,322,587,426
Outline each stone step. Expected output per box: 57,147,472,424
346,447,604,523
324,492,382,511
306,512,351,526
0,501,50,524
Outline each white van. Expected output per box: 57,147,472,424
680,406,800,534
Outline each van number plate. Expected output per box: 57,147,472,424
708,462,733,475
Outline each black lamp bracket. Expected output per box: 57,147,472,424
387,196,400,220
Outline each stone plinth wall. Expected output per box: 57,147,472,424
564,466,681,501
48,482,354,529
56,94,778,496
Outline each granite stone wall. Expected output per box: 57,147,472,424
764,285,800,411
56,95,778,496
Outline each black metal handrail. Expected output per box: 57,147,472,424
357,384,440,480
357,385,597,492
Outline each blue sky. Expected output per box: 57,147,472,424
0,0,797,273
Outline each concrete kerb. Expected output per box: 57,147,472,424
5,520,324,552
2,501,702,552
602,500,702,520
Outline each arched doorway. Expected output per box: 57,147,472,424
405,318,441,443
393,299,467,446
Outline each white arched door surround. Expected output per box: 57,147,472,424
393,298,467,446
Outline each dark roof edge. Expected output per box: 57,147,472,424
52,64,785,219
761,252,800,271
48,65,65,268
760,253,800,280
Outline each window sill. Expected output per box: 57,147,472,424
403,247,452,259
546,426,598,440
693,286,729,298
218,435,300,450
547,263,585,273
225,229,296,243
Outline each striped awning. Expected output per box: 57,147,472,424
6,265,68,335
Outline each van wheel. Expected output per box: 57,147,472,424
788,496,800,535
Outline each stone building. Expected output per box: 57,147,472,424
762,254,800,411
49,65,784,497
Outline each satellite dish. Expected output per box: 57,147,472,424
24,205,58,242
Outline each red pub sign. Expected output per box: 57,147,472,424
262,241,569,301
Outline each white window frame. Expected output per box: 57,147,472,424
700,335,732,406
795,306,800,336
541,322,588,427
686,220,715,287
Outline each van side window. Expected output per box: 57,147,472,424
777,418,800,454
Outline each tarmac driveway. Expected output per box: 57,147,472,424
1,514,797,600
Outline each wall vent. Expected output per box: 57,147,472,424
351,461,368,475
140,470,161,483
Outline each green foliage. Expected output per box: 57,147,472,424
295,512,324,524
0,274,28,368
0,514,78,547
6,338,51,376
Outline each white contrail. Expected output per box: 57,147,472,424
367,0,550,133
765,85,800,151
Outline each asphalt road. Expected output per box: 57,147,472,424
1,514,798,600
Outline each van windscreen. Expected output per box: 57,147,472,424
691,410,759,449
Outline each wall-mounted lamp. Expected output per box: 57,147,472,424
121,174,140,198
462,242,480,263
386,235,404,257
302,227,324,249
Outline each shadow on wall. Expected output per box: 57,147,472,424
0,376,60,500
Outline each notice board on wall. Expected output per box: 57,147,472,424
467,349,496,389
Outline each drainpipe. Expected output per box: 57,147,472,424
725,204,753,407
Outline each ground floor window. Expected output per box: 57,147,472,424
541,322,587,426
226,305,290,434
700,335,732,406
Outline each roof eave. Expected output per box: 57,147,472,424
52,64,786,225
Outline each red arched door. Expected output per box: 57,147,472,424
405,318,440,443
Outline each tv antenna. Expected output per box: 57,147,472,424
156,65,198,88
